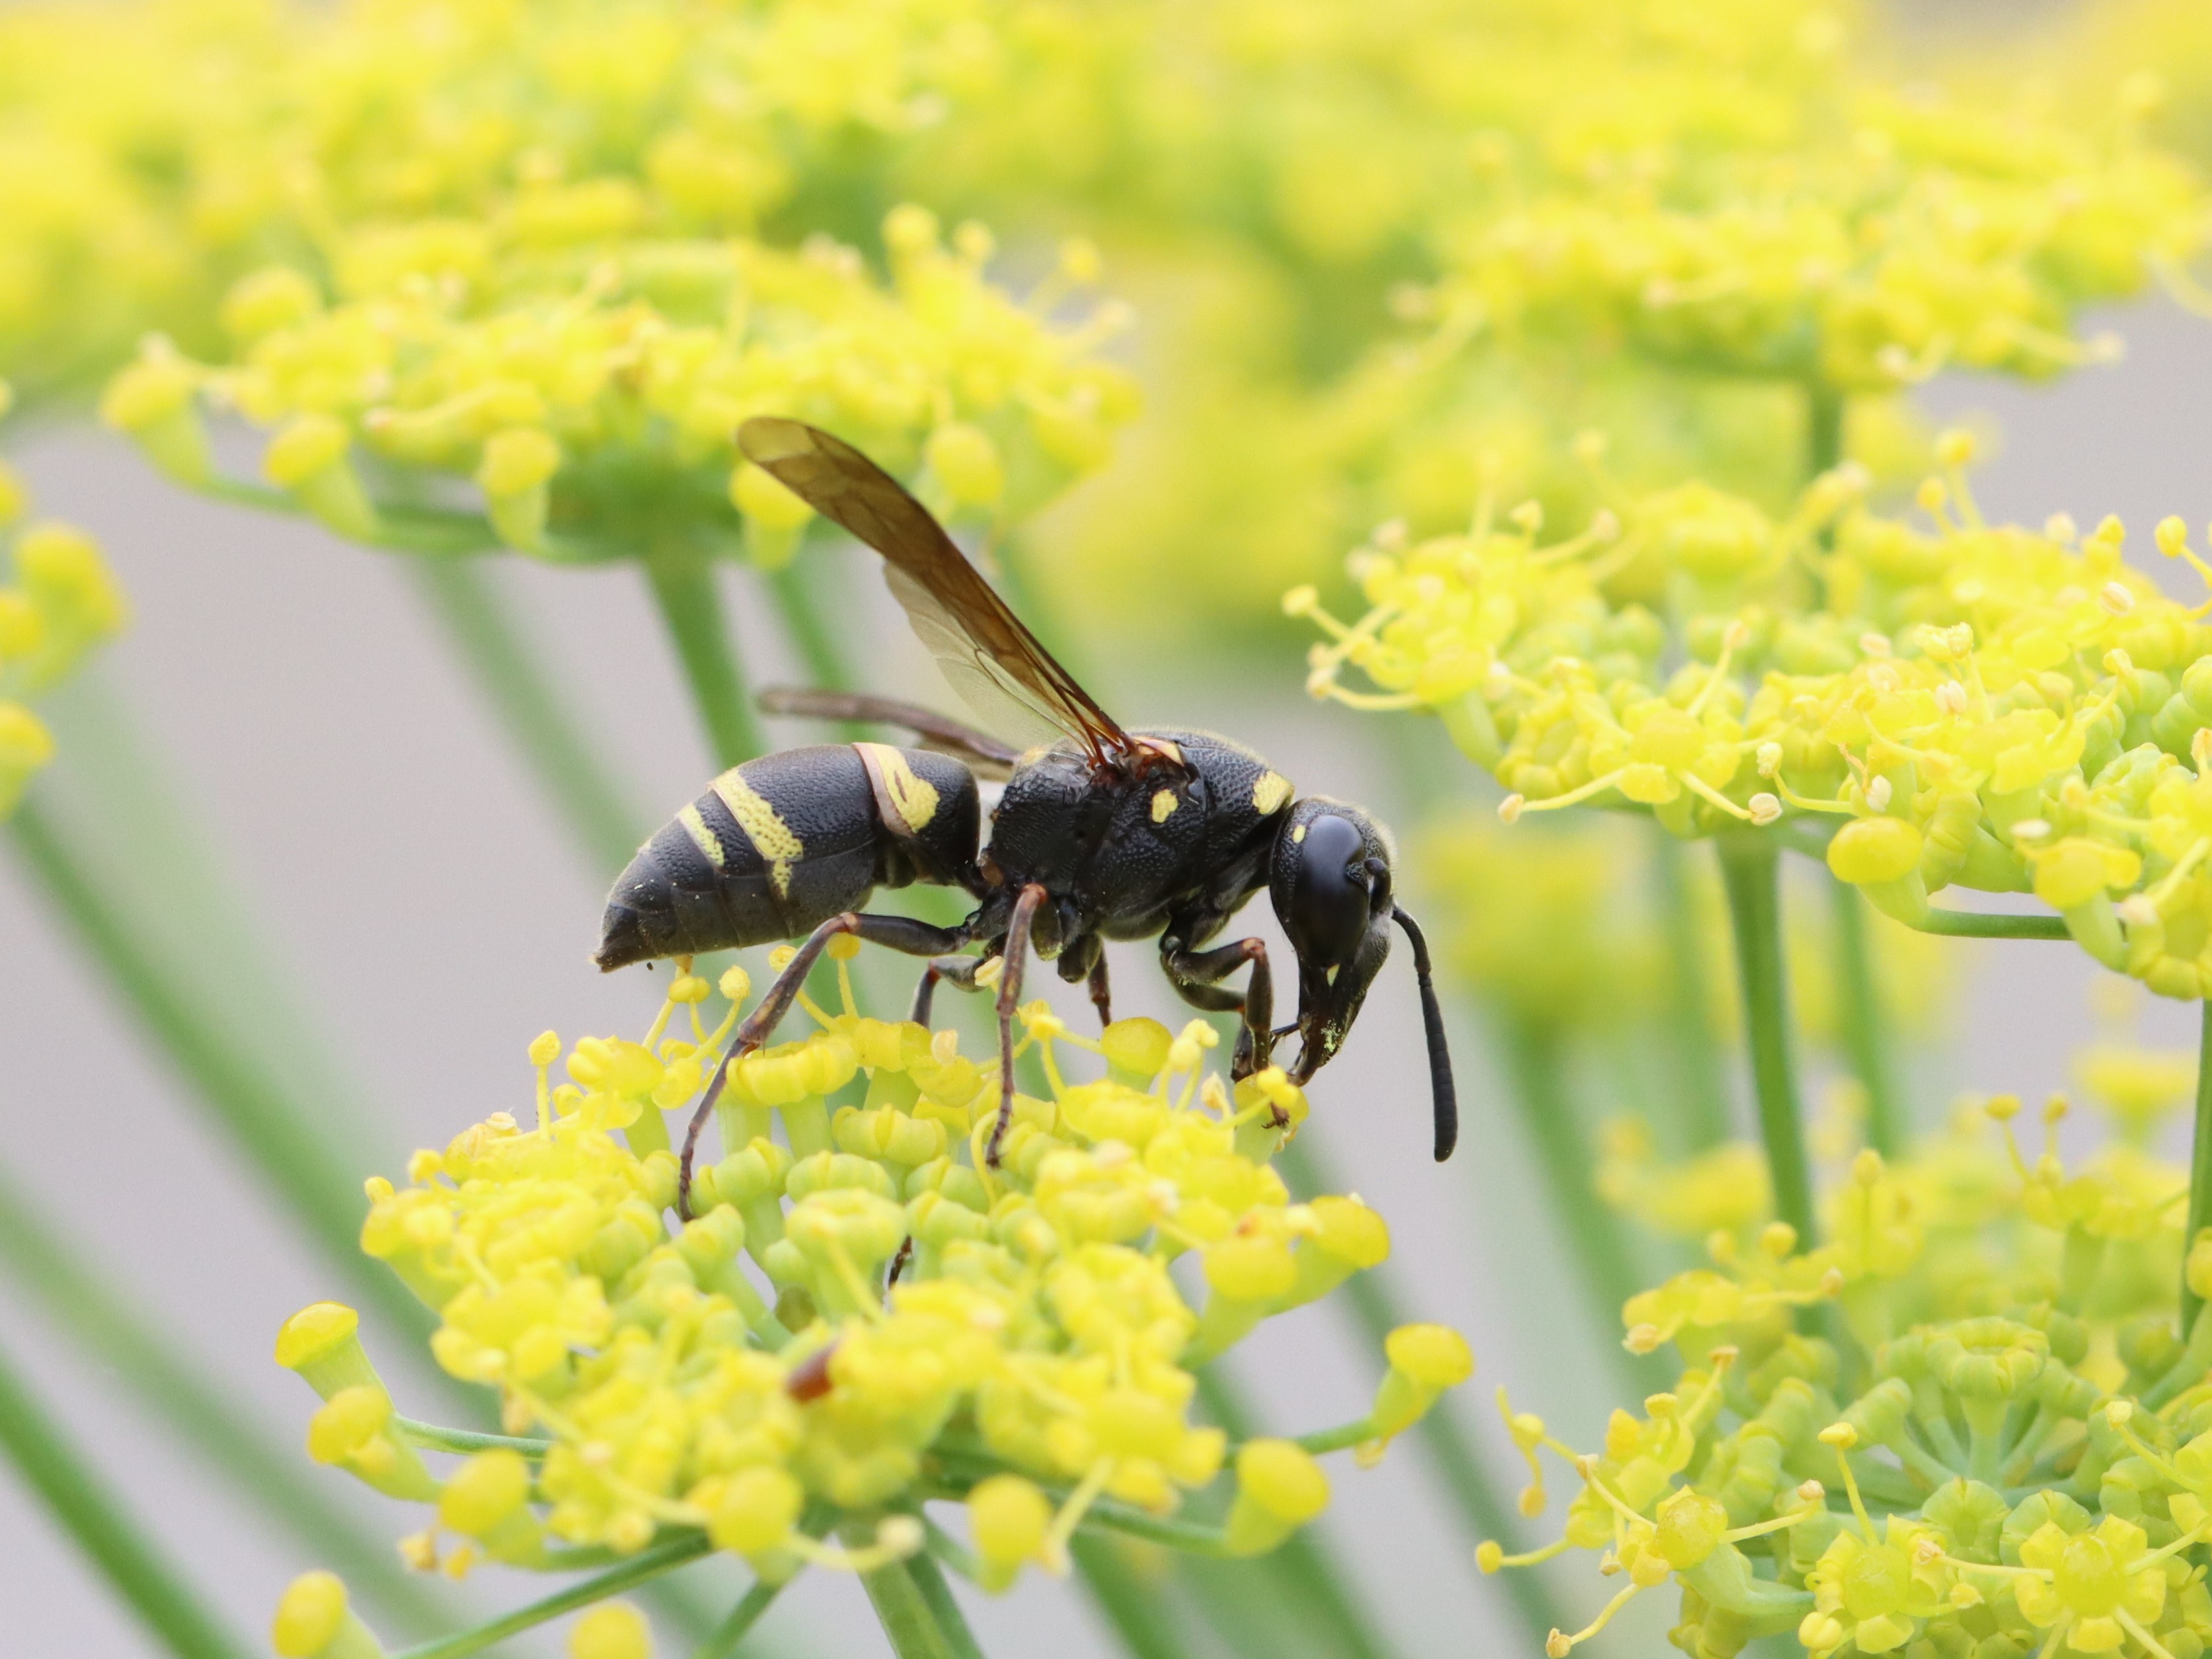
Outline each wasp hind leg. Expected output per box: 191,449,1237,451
1162,936,1277,1087
676,910,970,1218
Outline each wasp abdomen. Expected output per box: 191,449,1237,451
596,747,883,969
595,744,981,971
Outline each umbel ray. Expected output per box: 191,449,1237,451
595,417,1457,1213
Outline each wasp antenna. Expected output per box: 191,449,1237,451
1392,907,1458,1161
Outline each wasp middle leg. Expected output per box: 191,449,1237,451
911,951,991,1026
1162,935,1277,1082
984,883,1048,1169
678,910,970,1217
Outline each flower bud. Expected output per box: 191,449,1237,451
1653,1488,1727,1568
926,422,1004,507
475,428,561,555
731,462,815,569
439,1449,545,1563
1368,1324,1475,1450
570,1601,651,1659
1224,1439,1330,1556
98,352,210,485
272,1571,387,1659
1100,1018,1173,1086
0,702,56,817
306,1385,438,1500
707,1465,803,1558
265,415,378,541
969,1473,1052,1590
1827,815,1921,885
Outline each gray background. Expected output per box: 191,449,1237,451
7,63,2212,1659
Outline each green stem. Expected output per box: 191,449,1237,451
0,1163,452,1635
1292,1417,1379,1457
201,479,500,557
688,1576,787,1659
1495,1014,1654,1376
1831,879,1905,1157
850,1534,982,1659
1193,1368,1397,1659
766,560,859,696
646,535,762,768
407,559,645,871
1717,834,1816,1246
2186,1000,2212,1330
1899,909,2070,942
1271,1135,1567,1647
393,1533,715,1659
393,1418,551,1457
1651,830,1731,1147
1068,1534,1197,1659
902,1551,987,1659
5,795,436,1349
1805,384,1846,480
0,1336,247,1659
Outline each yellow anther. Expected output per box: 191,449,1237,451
2159,516,2190,558
826,933,863,962
1498,793,1526,825
719,967,750,1003
2100,581,2137,616
1985,1094,2022,1121
528,1030,561,1068
1758,1221,1798,1258
1818,1422,1858,1450
670,974,710,1003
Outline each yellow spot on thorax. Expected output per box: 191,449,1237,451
855,742,941,834
1151,788,1179,823
677,803,725,868
1292,823,1308,844
1253,770,1293,815
711,766,804,896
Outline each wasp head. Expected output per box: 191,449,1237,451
1267,796,1458,1161
1269,798,1396,1082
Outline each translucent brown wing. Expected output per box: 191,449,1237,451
738,417,1134,768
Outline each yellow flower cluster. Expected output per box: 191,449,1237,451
102,204,1134,564
270,951,1468,1642
0,386,128,817
1488,1091,2212,1659
1429,72,2201,393
1296,434,2212,997
965,0,2203,648
0,0,1043,399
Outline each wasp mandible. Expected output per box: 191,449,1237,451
595,418,1456,1213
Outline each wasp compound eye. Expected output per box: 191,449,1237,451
1276,811,1378,966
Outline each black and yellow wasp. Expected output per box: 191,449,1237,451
595,417,1456,1208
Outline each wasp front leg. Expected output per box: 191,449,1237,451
1160,934,1276,1082
678,910,970,1217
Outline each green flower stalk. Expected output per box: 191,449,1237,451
271,947,1472,1654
